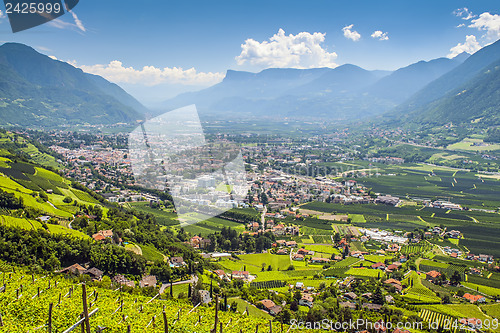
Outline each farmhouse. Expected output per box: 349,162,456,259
344,292,357,300
371,262,386,270
297,248,313,256
259,299,282,315
425,270,442,282
58,263,87,276
363,303,382,311
199,290,212,304
232,271,250,280
385,295,395,303
463,293,486,303
92,229,113,242
375,195,400,206
339,302,356,309
386,264,399,272
139,275,157,288
299,294,314,307
384,278,402,292
470,268,481,275
310,257,330,264
214,269,229,281
459,318,482,329
113,275,135,288
361,293,373,299
170,256,185,267
190,235,202,248
84,267,104,281
277,249,288,255
293,254,305,261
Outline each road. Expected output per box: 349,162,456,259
260,205,267,228
159,275,198,294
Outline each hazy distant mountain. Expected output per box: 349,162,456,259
160,55,466,121
0,43,147,127
364,55,467,104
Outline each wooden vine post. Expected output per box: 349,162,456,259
81,284,91,333
211,295,219,333
48,303,53,333
162,311,168,333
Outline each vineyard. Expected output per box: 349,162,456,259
401,242,433,255
402,271,441,304
0,262,307,332
419,259,467,280
250,280,286,289
311,235,332,244
419,309,457,332
324,257,361,277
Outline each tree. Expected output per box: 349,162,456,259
93,205,103,221
230,301,238,312
373,286,384,305
293,290,302,302
45,254,61,271
260,192,268,205
290,300,299,312
450,270,462,285
333,233,341,243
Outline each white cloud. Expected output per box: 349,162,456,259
48,10,85,33
0,10,5,19
454,8,476,20
69,11,86,32
342,24,361,41
371,30,389,41
49,55,58,60
447,35,482,58
469,12,500,40
72,60,225,86
235,28,338,69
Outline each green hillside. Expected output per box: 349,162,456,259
409,58,500,127
0,43,145,127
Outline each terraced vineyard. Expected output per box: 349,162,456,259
0,262,307,332
419,309,458,332
403,271,441,304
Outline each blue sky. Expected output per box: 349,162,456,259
0,0,499,104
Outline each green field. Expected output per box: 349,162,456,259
448,138,500,152
128,202,179,226
228,298,272,320
141,244,166,262
0,215,88,239
220,253,292,274
344,267,383,278
462,282,500,296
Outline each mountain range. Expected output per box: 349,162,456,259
0,40,499,128
0,43,148,127
158,50,474,122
